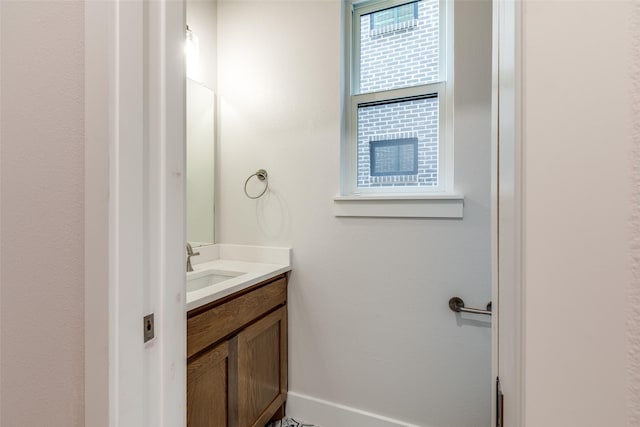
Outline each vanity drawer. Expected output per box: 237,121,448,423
187,276,287,359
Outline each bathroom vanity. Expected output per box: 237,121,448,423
186,245,291,427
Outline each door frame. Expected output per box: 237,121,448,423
84,0,524,425
493,0,524,426
84,0,186,425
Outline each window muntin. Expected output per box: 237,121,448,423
345,0,449,195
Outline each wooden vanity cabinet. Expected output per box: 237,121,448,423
187,341,231,426
187,274,288,427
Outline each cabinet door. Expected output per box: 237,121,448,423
236,307,287,427
187,341,230,427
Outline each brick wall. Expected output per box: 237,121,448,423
357,0,440,188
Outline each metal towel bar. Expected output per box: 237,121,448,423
448,297,492,316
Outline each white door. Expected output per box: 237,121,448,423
494,0,524,426
85,1,187,426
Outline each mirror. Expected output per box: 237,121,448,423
185,6,217,247
186,78,215,247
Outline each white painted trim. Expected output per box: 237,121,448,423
147,1,187,425
443,0,455,195
490,0,500,425
340,0,353,196
333,194,463,218
286,392,429,427
84,0,186,426
334,194,462,200
0,1,3,421
495,0,524,425
109,3,147,424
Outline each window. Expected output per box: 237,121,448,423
343,0,452,196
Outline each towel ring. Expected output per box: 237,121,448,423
244,169,269,199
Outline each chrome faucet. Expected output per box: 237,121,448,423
186,242,200,272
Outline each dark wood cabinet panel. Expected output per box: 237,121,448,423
237,307,287,427
187,274,288,427
187,341,229,427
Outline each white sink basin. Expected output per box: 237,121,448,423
187,269,245,293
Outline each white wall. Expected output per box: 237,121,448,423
217,1,493,425
0,1,84,425
521,1,637,425
186,0,217,91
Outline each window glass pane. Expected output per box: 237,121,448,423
372,9,395,28
359,0,439,94
396,3,416,23
357,96,439,188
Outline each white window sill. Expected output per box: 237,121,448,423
333,194,464,218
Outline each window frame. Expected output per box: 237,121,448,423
342,0,454,196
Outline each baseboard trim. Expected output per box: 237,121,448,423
286,392,424,427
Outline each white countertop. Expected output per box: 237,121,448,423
186,245,291,311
